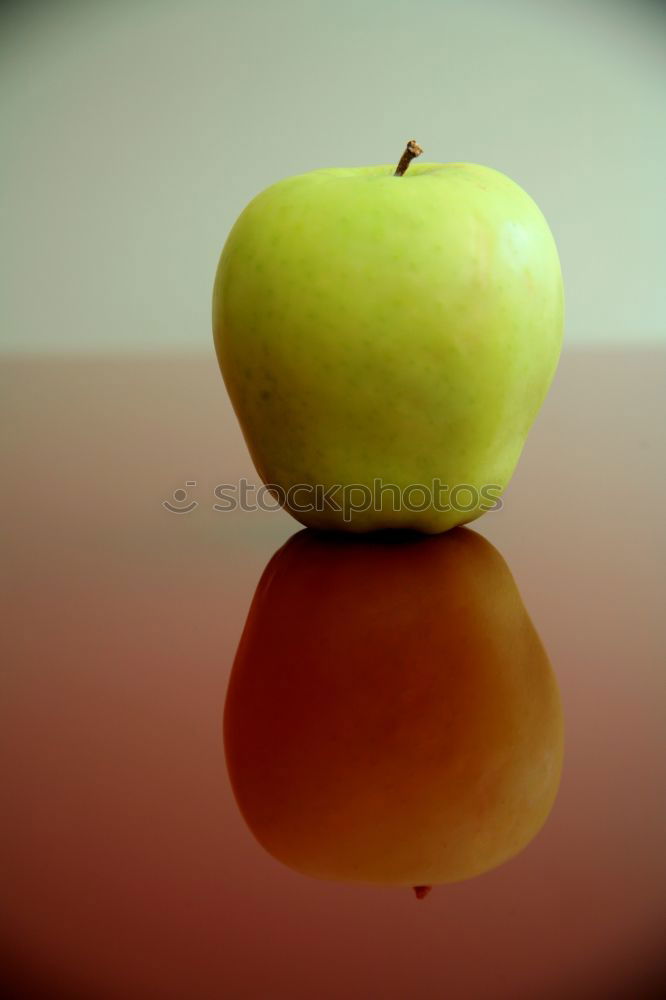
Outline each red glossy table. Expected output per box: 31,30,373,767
2,351,665,998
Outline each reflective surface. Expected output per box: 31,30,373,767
2,351,665,998
225,528,563,891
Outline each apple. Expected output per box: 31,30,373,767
213,142,563,532
224,527,563,892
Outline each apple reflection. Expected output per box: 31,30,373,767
224,528,563,895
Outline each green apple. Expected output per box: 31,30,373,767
212,142,563,532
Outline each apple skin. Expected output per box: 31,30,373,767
213,161,563,532
224,528,563,889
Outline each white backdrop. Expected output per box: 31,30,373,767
1,0,664,354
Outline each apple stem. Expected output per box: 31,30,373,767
394,140,423,177
413,885,432,900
